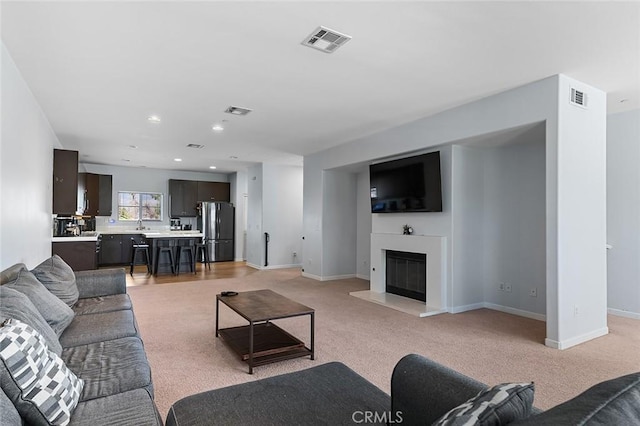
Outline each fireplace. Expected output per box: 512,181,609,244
350,233,445,317
385,250,426,302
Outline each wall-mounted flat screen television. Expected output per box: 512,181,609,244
369,151,442,213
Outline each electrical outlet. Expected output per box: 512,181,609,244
574,305,579,316
504,283,512,292
529,287,537,297
498,283,505,291
292,252,297,257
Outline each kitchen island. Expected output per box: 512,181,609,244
142,232,204,275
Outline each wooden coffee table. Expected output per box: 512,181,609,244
215,289,315,374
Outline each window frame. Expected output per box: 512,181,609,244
117,191,164,222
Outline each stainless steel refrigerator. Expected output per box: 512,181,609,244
198,202,235,262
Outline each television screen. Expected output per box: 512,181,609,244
369,151,442,213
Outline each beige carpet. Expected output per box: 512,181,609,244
128,269,640,420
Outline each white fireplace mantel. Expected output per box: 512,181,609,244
351,233,447,317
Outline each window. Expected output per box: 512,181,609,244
118,192,163,221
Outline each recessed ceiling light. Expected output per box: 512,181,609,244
619,99,629,103
128,145,138,149
186,143,204,149
147,115,161,123
212,124,224,132
174,158,182,162
209,166,217,170
122,159,131,162
229,156,238,159
225,106,252,116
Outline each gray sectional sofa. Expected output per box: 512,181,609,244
166,353,640,425
0,256,162,425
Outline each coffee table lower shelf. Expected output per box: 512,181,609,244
218,322,312,367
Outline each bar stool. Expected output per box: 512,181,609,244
130,239,151,276
175,244,196,275
195,242,211,271
154,243,176,275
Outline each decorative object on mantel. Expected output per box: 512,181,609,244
403,224,413,235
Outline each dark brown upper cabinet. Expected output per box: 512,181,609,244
197,181,230,203
79,173,113,216
169,179,198,217
53,149,78,215
169,179,230,217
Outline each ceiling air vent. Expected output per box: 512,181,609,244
302,26,352,53
225,106,252,116
186,144,204,149
570,88,588,108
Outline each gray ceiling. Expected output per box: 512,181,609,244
2,1,639,173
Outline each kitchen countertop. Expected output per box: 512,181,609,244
142,232,203,238
52,236,99,242
52,230,202,242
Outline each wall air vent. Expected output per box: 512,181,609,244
570,88,588,108
186,144,204,149
225,106,252,116
302,26,352,53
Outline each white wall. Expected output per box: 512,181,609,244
551,77,608,348
303,74,609,349
246,163,303,269
606,109,640,319
1,44,60,269
356,170,372,279
262,164,303,269
246,164,264,268
319,170,358,280
450,145,485,310
482,139,546,317
229,171,248,261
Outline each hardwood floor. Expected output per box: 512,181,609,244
117,261,257,287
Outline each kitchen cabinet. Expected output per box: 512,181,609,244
79,173,112,216
169,179,198,217
197,181,230,202
52,241,97,271
98,234,144,265
53,149,78,215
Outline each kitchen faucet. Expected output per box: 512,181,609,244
136,219,145,230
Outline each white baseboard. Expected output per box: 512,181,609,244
545,326,609,350
247,263,301,271
484,303,546,322
608,307,640,320
449,302,545,321
263,263,302,270
319,274,356,281
301,271,322,280
356,274,370,280
450,303,485,314
300,272,356,281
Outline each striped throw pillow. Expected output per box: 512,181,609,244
433,382,535,426
0,318,83,425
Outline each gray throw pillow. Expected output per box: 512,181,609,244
1,263,27,285
433,382,535,426
5,267,75,336
0,386,21,425
0,286,63,355
31,255,79,307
